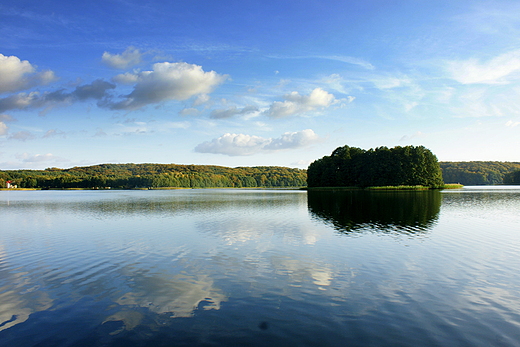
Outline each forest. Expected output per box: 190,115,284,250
2,159,520,190
440,161,520,185
307,145,444,188
0,163,307,189
503,170,520,184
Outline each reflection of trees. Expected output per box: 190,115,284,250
308,190,441,234
6,190,306,218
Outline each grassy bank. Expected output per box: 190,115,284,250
442,184,464,189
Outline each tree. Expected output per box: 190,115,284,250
307,145,444,188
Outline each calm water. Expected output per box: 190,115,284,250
1,187,520,346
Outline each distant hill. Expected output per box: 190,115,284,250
440,161,520,185
0,163,307,189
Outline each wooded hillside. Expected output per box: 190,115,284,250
0,163,307,189
440,162,520,185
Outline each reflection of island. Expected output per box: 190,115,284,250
308,190,441,234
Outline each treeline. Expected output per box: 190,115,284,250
504,170,520,184
0,163,307,189
307,145,444,188
440,162,520,185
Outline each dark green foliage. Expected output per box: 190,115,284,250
440,162,520,185
0,164,307,189
307,190,441,233
504,170,520,184
307,145,444,188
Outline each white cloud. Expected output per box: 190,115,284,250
101,47,143,69
112,72,140,84
265,88,343,118
195,129,320,156
104,62,228,110
447,50,520,84
506,120,520,127
0,54,56,94
0,121,7,136
195,133,270,156
264,129,320,150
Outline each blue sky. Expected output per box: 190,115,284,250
1,0,520,170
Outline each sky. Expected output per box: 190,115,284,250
1,0,520,170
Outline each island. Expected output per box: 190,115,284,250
307,145,445,189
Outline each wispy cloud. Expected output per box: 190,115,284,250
210,105,258,119
43,129,66,138
15,152,67,163
0,79,116,113
447,50,520,84
268,54,374,70
9,131,36,141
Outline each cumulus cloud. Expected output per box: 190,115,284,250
447,50,520,84
0,54,56,94
103,62,228,110
265,88,342,118
0,121,7,136
0,79,115,113
210,105,258,119
112,72,140,84
72,79,116,100
101,47,143,69
195,129,320,156
0,92,41,112
264,129,320,150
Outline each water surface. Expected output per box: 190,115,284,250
1,187,520,346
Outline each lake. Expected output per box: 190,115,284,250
1,187,520,346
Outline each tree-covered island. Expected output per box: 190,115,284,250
307,145,445,189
